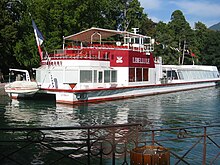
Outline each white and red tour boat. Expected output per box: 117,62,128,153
5,26,220,104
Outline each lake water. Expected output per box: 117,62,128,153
0,85,219,164
1,86,219,128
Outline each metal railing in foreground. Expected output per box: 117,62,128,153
139,125,220,165
0,123,141,165
0,124,219,165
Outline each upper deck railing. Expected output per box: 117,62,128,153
46,41,153,61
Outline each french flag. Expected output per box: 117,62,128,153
32,20,44,61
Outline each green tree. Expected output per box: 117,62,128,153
3,0,219,72
189,22,209,64
154,21,179,64
202,31,220,69
0,0,21,73
118,0,154,34
14,0,81,68
12,0,154,69
168,10,193,64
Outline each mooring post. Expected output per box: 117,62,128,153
87,128,91,165
151,130,155,145
202,126,207,165
112,128,116,165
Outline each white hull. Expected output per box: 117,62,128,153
5,81,39,99
40,80,218,104
6,89,39,98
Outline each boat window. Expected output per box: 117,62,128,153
213,71,219,78
104,70,110,83
129,68,148,82
143,68,148,81
124,37,130,44
80,70,92,83
178,71,184,80
177,70,219,80
167,70,178,80
98,71,103,83
129,68,135,82
134,37,139,44
93,70,97,83
136,68,142,81
16,74,22,81
111,70,117,82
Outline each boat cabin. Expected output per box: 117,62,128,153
162,65,220,83
36,27,159,90
8,69,31,82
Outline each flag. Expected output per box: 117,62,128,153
191,52,196,57
32,20,44,61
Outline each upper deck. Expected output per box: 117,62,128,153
45,27,154,62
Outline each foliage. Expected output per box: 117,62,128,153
202,31,220,69
154,21,180,65
0,0,21,73
155,10,193,64
1,1,220,72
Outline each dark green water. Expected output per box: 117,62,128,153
1,87,219,128
0,86,219,164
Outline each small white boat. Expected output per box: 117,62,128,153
5,69,39,99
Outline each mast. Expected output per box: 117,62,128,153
181,40,186,65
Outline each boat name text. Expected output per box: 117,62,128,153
132,57,150,64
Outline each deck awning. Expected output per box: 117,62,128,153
63,27,147,42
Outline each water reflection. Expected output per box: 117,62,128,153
1,87,220,129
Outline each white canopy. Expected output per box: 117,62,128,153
63,27,148,42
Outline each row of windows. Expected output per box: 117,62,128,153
129,68,148,82
178,70,219,80
80,68,149,83
165,70,219,80
80,70,117,83
165,70,178,80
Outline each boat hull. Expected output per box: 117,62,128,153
5,89,39,99
39,80,219,105
5,81,39,99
